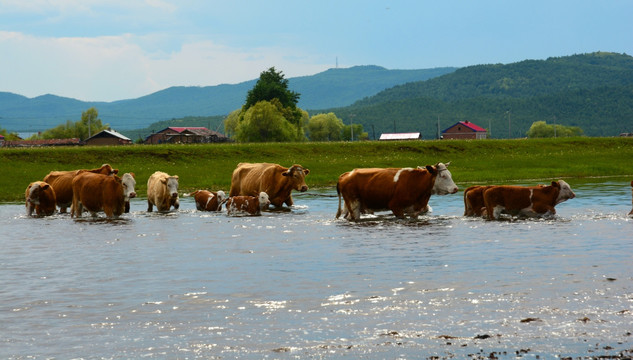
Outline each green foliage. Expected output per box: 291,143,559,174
226,68,308,143
322,52,633,139
30,107,109,140
234,101,303,142
307,113,344,141
527,121,584,138
0,128,20,140
244,67,300,110
341,123,369,141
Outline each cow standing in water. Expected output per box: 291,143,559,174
25,181,57,216
43,164,118,213
147,171,180,212
483,180,576,220
189,190,227,211
229,163,309,208
336,162,458,221
71,172,136,219
226,192,271,216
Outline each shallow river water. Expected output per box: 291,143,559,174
1,180,632,359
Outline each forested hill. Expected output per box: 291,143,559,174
0,66,456,132
327,52,633,138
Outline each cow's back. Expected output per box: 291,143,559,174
230,163,277,196
73,172,125,218
43,170,78,209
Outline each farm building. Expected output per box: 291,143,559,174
379,132,421,141
0,134,4,146
84,129,132,146
145,127,229,144
442,121,487,140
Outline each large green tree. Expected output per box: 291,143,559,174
527,121,584,138
307,113,344,141
225,67,307,142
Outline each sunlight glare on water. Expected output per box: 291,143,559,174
0,180,632,359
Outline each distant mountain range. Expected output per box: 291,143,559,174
325,52,633,138
0,66,456,132
3,52,632,139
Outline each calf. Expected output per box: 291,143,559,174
190,190,227,211
226,192,270,216
463,185,493,217
25,181,57,216
483,180,576,220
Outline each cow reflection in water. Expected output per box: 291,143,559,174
336,162,458,221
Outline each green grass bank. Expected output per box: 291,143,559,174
2,137,632,203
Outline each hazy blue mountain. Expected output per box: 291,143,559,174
0,66,456,132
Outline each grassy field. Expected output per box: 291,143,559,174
2,137,632,203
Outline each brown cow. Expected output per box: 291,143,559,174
463,185,494,217
71,172,136,218
25,181,57,216
229,163,310,208
226,192,271,216
43,164,118,213
335,162,458,221
189,190,227,211
483,180,576,220
629,181,633,216
147,171,180,212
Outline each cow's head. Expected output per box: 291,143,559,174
429,162,458,195
121,173,137,200
162,175,179,199
258,191,271,209
554,180,575,204
27,182,49,205
283,165,310,192
216,190,227,203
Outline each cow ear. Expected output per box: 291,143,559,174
551,181,559,187
173,175,179,180
303,168,310,175
129,172,136,178
426,165,436,174
41,183,50,190
282,170,290,177
113,169,119,174
161,178,168,184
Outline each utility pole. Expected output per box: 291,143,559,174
507,110,511,139
350,114,355,141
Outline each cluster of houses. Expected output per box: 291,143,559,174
1,127,230,148
0,121,487,148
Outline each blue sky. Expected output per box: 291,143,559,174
1,0,631,102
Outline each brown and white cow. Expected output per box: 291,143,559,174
226,192,271,216
629,181,633,216
189,190,227,211
229,163,310,208
71,172,136,218
25,181,57,216
147,171,180,212
463,185,494,217
335,162,458,221
43,164,118,213
483,180,576,220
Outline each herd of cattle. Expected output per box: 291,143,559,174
23,162,633,220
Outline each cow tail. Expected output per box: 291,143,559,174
335,181,342,219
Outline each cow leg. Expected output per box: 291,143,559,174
26,203,35,216
147,199,153,212
284,195,294,207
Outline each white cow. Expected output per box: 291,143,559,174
147,171,180,212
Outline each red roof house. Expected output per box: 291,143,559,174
442,121,488,140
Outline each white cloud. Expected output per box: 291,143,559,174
0,31,328,101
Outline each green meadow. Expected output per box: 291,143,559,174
2,137,632,203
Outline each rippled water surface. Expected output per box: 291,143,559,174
1,180,632,359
